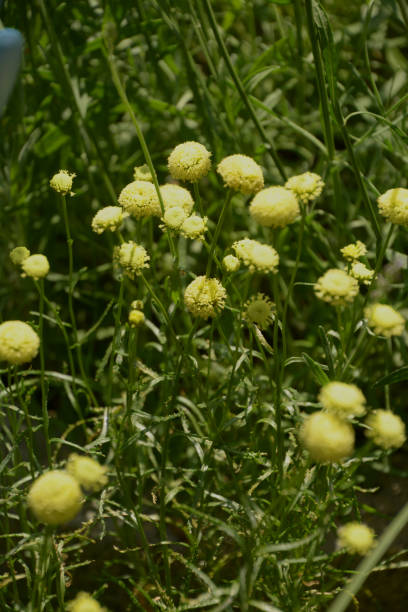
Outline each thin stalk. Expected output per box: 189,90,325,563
140,273,178,343
206,189,232,276
107,277,125,406
328,499,408,612
34,279,51,466
201,0,286,181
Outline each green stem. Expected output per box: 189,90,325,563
140,273,178,343
201,0,286,181
206,189,232,276
328,500,408,612
107,277,125,406
35,279,51,466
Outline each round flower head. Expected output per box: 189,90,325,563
340,241,367,262
168,141,211,182
118,180,161,219
365,410,406,449
299,411,355,463
184,276,227,319
180,214,207,241
66,454,108,492
223,254,240,272
10,246,30,265
217,154,264,194
364,303,405,338
232,238,279,274
337,522,375,555
243,293,275,330
117,241,149,278
314,269,359,306
27,470,82,525
249,186,299,228
133,164,152,182
50,169,76,196
285,172,324,204
161,206,188,230
91,206,127,234
0,321,40,365
377,188,408,226
128,309,145,327
159,183,194,214
66,591,107,612
319,381,366,418
21,254,50,280
350,262,374,285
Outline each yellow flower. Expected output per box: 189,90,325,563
337,522,375,555
319,381,366,418
349,262,374,285
66,591,107,612
133,164,153,182
0,321,40,365
222,254,240,272
285,172,324,204
340,241,367,261
377,187,408,226
91,206,127,234
184,276,227,319
314,269,359,305
118,180,161,218
161,206,188,230
180,214,207,241
27,470,82,525
232,238,279,274
365,410,406,449
299,411,355,463
21,254,50,280
168,141,211,182
128,309,145,327
364,303,405,337
217,154,264,194
243,293,275,330
117,241,149,278
66,454,108,492
159,184,194,214
10,246,30,265
50,170,76,195
249,186,299,228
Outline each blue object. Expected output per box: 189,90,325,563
0,28,24,115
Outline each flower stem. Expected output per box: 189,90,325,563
206,189,232,276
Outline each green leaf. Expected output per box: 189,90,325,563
34,125,70,158
373,366,408,388
302,352,330,386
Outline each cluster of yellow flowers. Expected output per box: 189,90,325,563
128,299,145,327
314,268,359,306
0,320,40,365
377,187,408,226
340,240,374,285
232,238,279,274
10,246,50,281
300,380,406,463
27,454,108,526
184,276,226,319
337,522,375,555
364,303,405,337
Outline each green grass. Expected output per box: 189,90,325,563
1,1,408,610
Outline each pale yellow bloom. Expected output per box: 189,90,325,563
337,522,375,555
91,206,127,234
340,241,367,261
133,164,152,182
299,411,355,463
27,471,82,525
66,454,108,492
243,294,275,330
159,184,194,214
180,214,207,240
118,180,161,218
249,186,299,228
10,246,30,265
217,154,264,194
319,381,366,418
168,141,211,182
232,238,279,274
21,254,50,280
117,241,149,278
314,269,359,305
365,410,406,449
0,321,40,365
350,262,374,285
128,309,145,327
377,187,408,226
184,276,227,319
222,254,240,272
161,206,188,230
66,591,107,612
285,172,324,204
50,169,76,195
364,303,405,337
